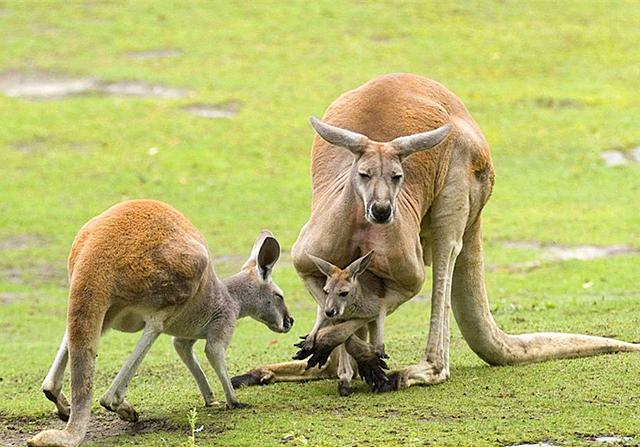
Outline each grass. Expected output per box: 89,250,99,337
0,1,639,446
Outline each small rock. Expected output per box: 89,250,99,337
601,150,628,167
630,146,640,163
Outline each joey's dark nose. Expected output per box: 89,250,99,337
371,202,392,223
325,308,337,318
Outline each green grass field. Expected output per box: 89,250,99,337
1,1,639,446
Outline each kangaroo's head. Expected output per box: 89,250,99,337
307,251,374,319
238,231,293,333
310,116,451,225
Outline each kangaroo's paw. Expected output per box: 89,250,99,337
374,344,389,360
231,368,275,389
357,352,389,390
292,334,315,361
372,371,401,393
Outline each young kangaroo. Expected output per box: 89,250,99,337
294,251,393,395
28,199,293,447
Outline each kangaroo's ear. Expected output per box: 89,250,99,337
346,250,374,279
389,123,452,160
307,252,336,278
309,116,369,156
244,230,280,281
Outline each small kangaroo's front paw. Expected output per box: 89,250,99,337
227,401,250,410
373,371,401,393
358,353,389,389
375,347,389,359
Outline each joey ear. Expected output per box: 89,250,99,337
346,250,374,279
306,252,336,278
244,230,280,281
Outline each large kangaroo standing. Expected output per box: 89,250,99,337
232,73,639,391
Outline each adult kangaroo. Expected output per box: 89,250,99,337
232,73,639,391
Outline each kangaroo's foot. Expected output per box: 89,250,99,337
389,361,450,390
231,368,275,389
337,379,352,397
99,395,139,422
27,429,80,447
227,400,251,409
42,388,70,422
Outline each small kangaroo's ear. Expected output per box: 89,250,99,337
245,230,280,281
306,252,336,278
346,250,374,279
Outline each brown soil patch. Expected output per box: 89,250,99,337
0,412,182,446
0,263,66,287
493,241,639,273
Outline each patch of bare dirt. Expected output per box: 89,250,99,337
127,48,184,59
0,412,182,446
182,101,243,119
0,70,97,99
533,97,585,109
492,241,639,273
0,70,189,100
0,234,48,251
0,263,66,287
0,292,24,304
99,81,187,98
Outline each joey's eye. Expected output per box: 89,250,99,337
359,172,371,179
338,291,349,297
323,289,329,295
392,173,403,182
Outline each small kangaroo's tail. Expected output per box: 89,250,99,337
28,276,108,447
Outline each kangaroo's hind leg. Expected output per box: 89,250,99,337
41,332,71,421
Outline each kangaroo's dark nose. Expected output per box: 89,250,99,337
371,202,392,223
325,308,337,318
283,315,294,331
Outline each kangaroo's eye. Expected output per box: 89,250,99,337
359,172,371,179
338,291,349,297
392,173,403,182
274,293,283,300
323,288,329,295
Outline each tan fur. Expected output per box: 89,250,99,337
232,73,639,392
29,200,292,447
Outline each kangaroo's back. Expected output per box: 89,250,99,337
68,200,210,307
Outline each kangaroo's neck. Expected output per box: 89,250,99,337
222,272,256,319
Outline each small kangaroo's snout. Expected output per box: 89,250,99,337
283,315,294,332
370,202,392,223
325,308,337,318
